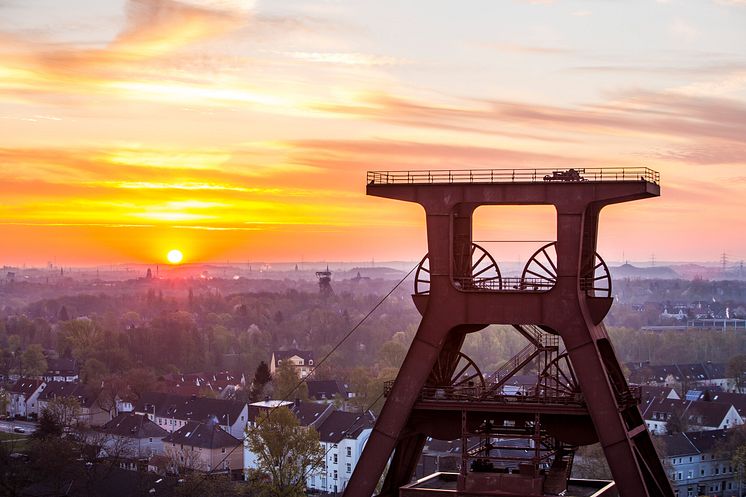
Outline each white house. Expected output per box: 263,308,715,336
307,410,375,494
270,349,314,378
7,379,45,418
243,399,374,494
133,392,248,439
642,398,742,435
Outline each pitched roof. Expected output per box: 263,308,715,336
45,358,78,374
163,421,240,449
9,378,43,396
307,380,349,400
273,349,313,362
628,362,729,384
291,401,333,428
685,429,730,453
102,413,169,439
657,433,698,457
38,381,100,408
316,410,375,443
160,371,244,396
640,385,679,403
702,392,746,417
642,398,735,428
134,392,246,426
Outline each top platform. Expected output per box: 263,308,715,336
367,167,659,186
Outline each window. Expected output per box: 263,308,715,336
347,447,352,458
333,470,338,479
333,454,338,464
346,463,351,473
149,438,153,442
687,470,692,479
222,447,226,453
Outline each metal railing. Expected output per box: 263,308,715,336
383,381,585,406
367,167,659,185
452,276,596,293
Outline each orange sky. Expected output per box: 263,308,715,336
1,0,745,266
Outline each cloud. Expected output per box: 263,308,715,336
0,0,250,105
313,89,746,165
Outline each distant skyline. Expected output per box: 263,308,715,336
1,0,745,265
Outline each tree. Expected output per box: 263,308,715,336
250,361,272,402
729,355,746,393
58,305,70,322
34,408,64,439
164,444,207,475
81,358,108,385
43,396,82,430
0,390,8,416
666,408,689,435
272,362,308,401
20,344,47,377
246,407,324,497
59,318,102,362
125,367,157,399
732,445,746,497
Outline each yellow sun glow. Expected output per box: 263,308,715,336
167,249,184,264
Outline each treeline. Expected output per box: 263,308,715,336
0,283,421,382
608,327,746,365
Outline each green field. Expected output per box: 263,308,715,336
0,431,30,450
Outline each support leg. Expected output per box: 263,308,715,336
564,324,674,497
343,315,456,497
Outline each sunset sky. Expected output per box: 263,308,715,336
1,0,745,266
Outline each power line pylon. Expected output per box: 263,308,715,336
345,168,672,497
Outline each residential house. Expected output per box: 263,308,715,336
99,412,169,464
7,378,45,418
243,399,374,494
160,371,246,399
308,409,375,494
629,362,734,392
162,420,243,474
641,398,742,435
640,385,681,404
42,358,80,383
307,379,350,402
37,381,110,426
270,349,314,378
697,392,746,423
133,392,248,439
659,429,740,497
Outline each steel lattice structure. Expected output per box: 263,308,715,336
343,168,673,497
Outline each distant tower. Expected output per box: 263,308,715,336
316,265,333,296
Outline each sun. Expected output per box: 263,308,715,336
167,249,183,264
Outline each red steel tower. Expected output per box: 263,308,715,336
344,168,673,497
